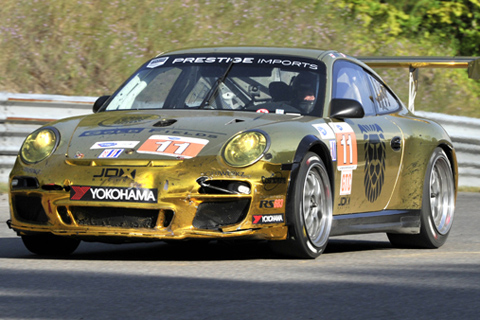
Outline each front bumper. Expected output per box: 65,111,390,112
8,157,290,242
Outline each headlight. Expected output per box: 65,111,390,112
222,130,269,167
20,127,59,164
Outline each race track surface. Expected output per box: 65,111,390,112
1,192,479,319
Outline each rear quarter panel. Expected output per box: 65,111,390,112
387,112,457,210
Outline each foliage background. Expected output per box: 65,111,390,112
0,0,479,116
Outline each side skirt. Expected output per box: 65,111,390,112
330,210,421,237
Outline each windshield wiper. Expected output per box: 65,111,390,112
199,61,234,109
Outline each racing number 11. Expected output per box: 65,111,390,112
137,135,209,159
340,134,353,165
336,132,357,170
155,141,190,155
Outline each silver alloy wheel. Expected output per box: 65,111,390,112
302,163,332,248
429,156,455,235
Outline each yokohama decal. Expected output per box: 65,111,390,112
70,186,91,200
70,186,158,203
252,214,284,224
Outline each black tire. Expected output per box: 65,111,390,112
22,234,80,256
271,152,333,258
388,147,455,248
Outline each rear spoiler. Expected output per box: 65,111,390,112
358,57,480,113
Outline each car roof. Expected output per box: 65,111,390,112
159,46,338,61
157,46,377,74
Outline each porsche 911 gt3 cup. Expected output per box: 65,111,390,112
9,47,473,258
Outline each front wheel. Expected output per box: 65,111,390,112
22,234,80,256
388,147,455,248
271,152,333,259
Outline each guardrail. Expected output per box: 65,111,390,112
0,93,95,184
416,111,480,188
1,93,479,187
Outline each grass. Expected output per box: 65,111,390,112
0,0,479,116
0,183,8,194
458,186,480,193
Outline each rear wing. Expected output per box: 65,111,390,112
358,57,480,113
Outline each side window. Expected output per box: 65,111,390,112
367,75,401,114
332,60,376,116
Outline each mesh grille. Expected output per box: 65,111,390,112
193,200,250,230
71,206,160,228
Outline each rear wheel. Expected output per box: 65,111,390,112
22,234,80,256
388,147,455,248
271,152,332,259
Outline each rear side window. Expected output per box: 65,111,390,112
367,75,401,114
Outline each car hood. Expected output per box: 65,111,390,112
65,110,304,160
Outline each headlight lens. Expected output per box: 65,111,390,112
20,128,59,164
223,131,269,167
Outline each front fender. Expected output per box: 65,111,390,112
284,135,334,227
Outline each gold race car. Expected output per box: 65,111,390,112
8,47,478,258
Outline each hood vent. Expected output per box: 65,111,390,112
225,119,245,125
153,119,177,127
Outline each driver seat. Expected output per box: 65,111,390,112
269,82,292,102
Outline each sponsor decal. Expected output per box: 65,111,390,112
99,115,159,127
252,214,284,224
147,57,169,68
359,124,386,202
71,186,158,203
340,169,353,195
137,135,208,159
98,149,124,158
338,196,351,207
329,122,358,171
91,141,140,149
261,172,286,191
200,170,247,178
148,56,318,70
93,168,136,179
257,58,318,70
328,53,347,59
148,128,224,138
79,128,144,137
259,198,284,209
256,108,269,113
329,140,337,161
312,123,335,139
171,57,255,64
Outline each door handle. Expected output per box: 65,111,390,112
391,136,402,151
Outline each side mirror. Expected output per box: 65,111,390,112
92,95,110,113
330,98,365,119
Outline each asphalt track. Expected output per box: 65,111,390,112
1,192,479,320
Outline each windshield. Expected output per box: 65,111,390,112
105,54,326,116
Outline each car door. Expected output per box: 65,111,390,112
330,60,404,214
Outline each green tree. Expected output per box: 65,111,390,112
339,0,480,55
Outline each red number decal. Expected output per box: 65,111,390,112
138,135,209,158
332,123,357,170
340,170,353,195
